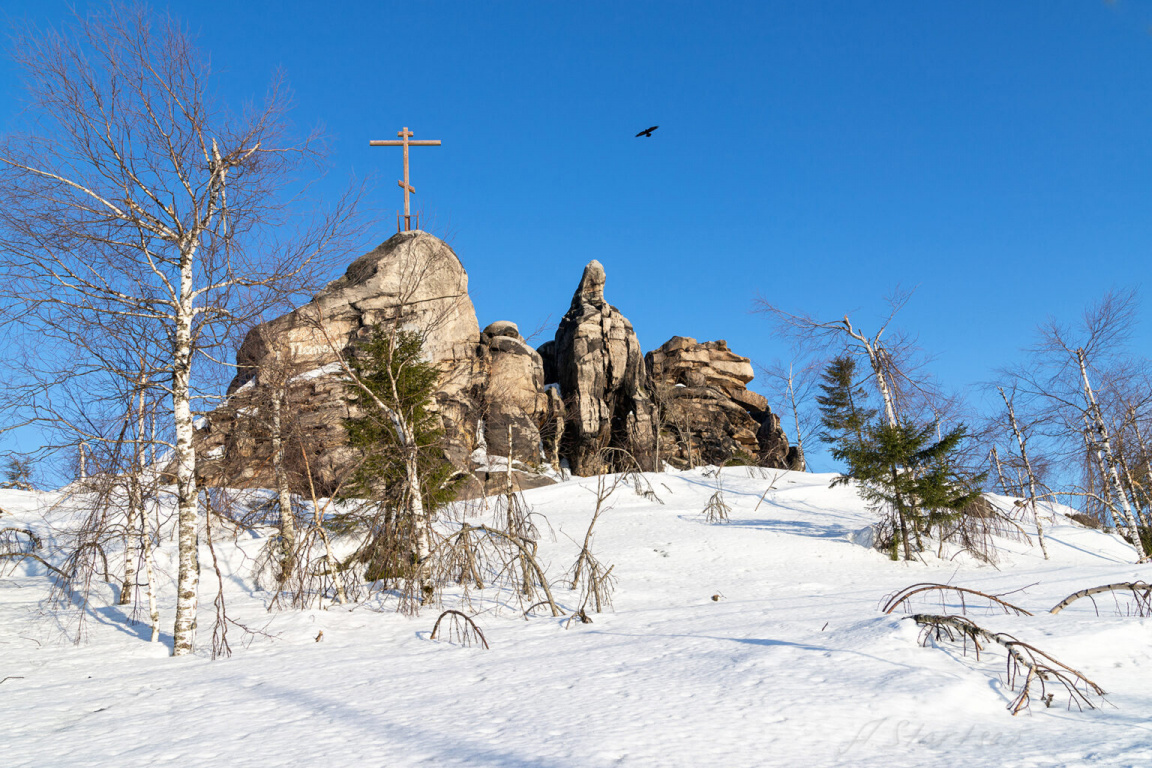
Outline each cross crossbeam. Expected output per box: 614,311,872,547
369,126,442,231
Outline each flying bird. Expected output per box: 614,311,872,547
635,125,659,138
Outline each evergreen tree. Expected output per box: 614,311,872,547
836,420,982,560
341,327,459,584
817,356,983,560
815,355,875,448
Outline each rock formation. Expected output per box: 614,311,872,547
196,231,548,494
196,232,800,498
646,337,801,469
546,260,660,475
473,321,549,465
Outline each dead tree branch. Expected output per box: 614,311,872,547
430,609,489,649
883,583,1033,616
1049,582,1152,616
911,614,1106,715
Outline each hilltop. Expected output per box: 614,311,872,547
2,468,1151,767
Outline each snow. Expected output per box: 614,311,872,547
289,362,344,383
3,468,1152,766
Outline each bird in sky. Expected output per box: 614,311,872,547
635,125,659,138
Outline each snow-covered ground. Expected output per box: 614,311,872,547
3,467,1152,767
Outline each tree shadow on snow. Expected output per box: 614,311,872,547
587,630,920,671
249,680,572,767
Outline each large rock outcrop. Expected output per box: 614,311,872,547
196,233,803,497
474,321,549,463
196,231,549,494
646,336,801,470
545,260,659,475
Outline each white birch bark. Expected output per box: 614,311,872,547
325,328,431,595
171,290,200,655
270,386,297,577
998,387,1049,560
1076,348,1145,559
119,377,148,606
786,363,806,471
990,446,1012,496
141,507,161,643
841,318,897,428
119,483,138,606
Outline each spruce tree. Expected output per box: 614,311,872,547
817,357,983,560
815,355,875,448
837,420,982,560
342,327,459,583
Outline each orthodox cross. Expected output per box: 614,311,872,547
369,126,442,232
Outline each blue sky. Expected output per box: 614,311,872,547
2,1,1152,466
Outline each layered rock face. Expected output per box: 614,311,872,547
646,337,802,470
546,260,660,475
196,231,547,493
474,321,549,464
196,232,799,496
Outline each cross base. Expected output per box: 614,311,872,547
397,211,421,232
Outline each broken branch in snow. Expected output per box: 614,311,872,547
0,526,68,578
1049,582,1152,616
910,614,1106,715
883,582,1033,616
430,610,489,649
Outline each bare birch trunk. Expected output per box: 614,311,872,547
869,346,898,429
141,505,160,643
1083,417,1114,520
786,363,806,471
119,377,148,605
998,388,1049,560
1132,417,1152,504
119,489,138,606
270,387,297,578
841,319,897,428
406,445,431,596
1119,455,1150,528
298,446,347,605
1076,348,1146,559
171,295,200,656
990,446,1012,496
134,377,160,642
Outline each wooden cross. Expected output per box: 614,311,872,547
369,126,442,231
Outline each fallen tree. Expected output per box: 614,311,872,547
1049,582,1152,616
910,613,1106,715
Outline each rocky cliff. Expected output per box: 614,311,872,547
545,260,659,475
195,231,797,495
646,337,803,470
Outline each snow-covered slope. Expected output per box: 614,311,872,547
3,468,1152,767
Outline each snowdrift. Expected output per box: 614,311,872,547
2,467,1151,767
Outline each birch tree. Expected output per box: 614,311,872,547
998,386,1050,559
755,289,928,430
1009,290,1150,560
0,6,357,654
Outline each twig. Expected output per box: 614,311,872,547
883,583,1033,616
430,609,489,649
910,614,1106,715
1050,582,1152,616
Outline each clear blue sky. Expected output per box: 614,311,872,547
3,1,1152,465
